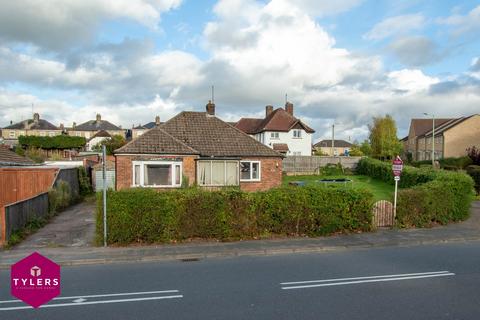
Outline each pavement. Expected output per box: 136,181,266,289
0,201,479,269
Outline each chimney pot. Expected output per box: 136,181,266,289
96,114,101,122
285,102,294,115
155,116,160,126
73,122,76,129
33,113,40,122
265,105,273,117
206,100,215,116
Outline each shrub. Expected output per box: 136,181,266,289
48,181,72,214
78,167,93,196
466,165,480,193
18,135,86,149
96,185,374,245
357,157,475,227
467,146,480,165
319,163,344,176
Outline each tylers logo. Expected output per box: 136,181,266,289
10,252,61,308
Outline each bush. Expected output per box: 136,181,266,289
467,146,480,165
18,135,86,149
78,167,93,196
319,163,344,176
48,181,72,214
96,186,374,245
357,157,475,227
466,165,480,193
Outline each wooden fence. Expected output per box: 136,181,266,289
282,156,362,175
372,200,394,228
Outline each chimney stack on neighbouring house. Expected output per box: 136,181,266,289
96,114,101,122
285,102,293,115
206,100,215,116
265,105,273,118
155,116,160,126
33,113,40,122
72,122,76,129
59,123,64,131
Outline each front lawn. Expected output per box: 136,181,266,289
282,174,394,202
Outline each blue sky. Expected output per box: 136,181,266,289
0,0,479,140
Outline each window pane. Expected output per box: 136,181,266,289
175,165,181,185
226,161,239,185
240,162,250,180
212,162,225,185
198,161,211,185
134,165,140,185
144,164,171,186
252,162,259,179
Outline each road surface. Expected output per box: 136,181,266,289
1,241,480,319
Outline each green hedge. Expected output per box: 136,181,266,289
18,135,86,149
96,186,374,245
466,165,480,193
357,157,475,227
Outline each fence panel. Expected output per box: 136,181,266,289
282,156,362,175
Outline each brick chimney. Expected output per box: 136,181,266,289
285,102,293,115
265,105,273,118
33,113,40,122
72,122,76,129
96,114,101,122
155,115,160,126
206,100,215,116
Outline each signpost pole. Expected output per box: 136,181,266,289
394,177,399,218
392,156,403,220
102,145,107,247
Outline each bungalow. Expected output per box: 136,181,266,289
115,101,283,191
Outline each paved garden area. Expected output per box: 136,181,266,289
12,199,96,249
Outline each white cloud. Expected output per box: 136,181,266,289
363,14,426,41
282,0,363,16
0,0,182,51
388,36,440,67
387,69,439,93
438,5,480,36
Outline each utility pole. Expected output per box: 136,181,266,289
102,145,107,247
331,124,335,156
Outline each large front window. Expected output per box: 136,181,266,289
240,161,260,181
197,160,239,186
132,161,182,187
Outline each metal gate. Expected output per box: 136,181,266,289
373,200,394,227
94,170,115,192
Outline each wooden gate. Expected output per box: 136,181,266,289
373,200,394,227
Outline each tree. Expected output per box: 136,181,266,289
368,115,402,160
348,143,364,156
359,140,372,156
93,135,126,155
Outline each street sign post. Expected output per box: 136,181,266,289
392,156,403,218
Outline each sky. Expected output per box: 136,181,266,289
0,0,479,142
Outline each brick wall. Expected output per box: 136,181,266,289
240,157,283,191
444,115,480,158
115,155,198,190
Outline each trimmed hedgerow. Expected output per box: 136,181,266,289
357,157,475,227
96,186,374,245
18,135,86,149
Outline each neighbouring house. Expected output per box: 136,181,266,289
86,130,112,151
131,116,162,140
67,114,125,139
234,102,315,156
404,115,480,161
115,101,284,192
1,113,62,146
313,139,353,156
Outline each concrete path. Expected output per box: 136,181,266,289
12,199,96,250
0,201,479,269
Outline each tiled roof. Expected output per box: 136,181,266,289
410,118,453,137
75,119,122,131
235,108,315,134
133,122,161,129
160,112,282,157
420,116,474,137
314,140,352,148
272,143,289,152
89,130,112,139
4,119,59,130
0,147,35,166
115,126,199,155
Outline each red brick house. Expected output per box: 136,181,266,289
114,102,283,191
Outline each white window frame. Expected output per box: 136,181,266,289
40,131,46,137
270,132,279,139
76,132,82,137
9,131,16,138
292,129,302,138
197,160,239,187
240,161,261,182
48,131,55,137
132,160,182,188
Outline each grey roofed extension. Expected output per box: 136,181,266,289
313,139,352,148
0,147,35,166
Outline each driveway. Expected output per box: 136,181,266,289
12,199,96,249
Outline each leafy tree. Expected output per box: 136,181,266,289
368,115,402,160
348,143,364,156
467,146,480,165
359,139,372,156
93,135,126,155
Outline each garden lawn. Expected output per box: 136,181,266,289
282,174,394,202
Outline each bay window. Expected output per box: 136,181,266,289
198,160,239,186
132,161,182,187
240,161,260,181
